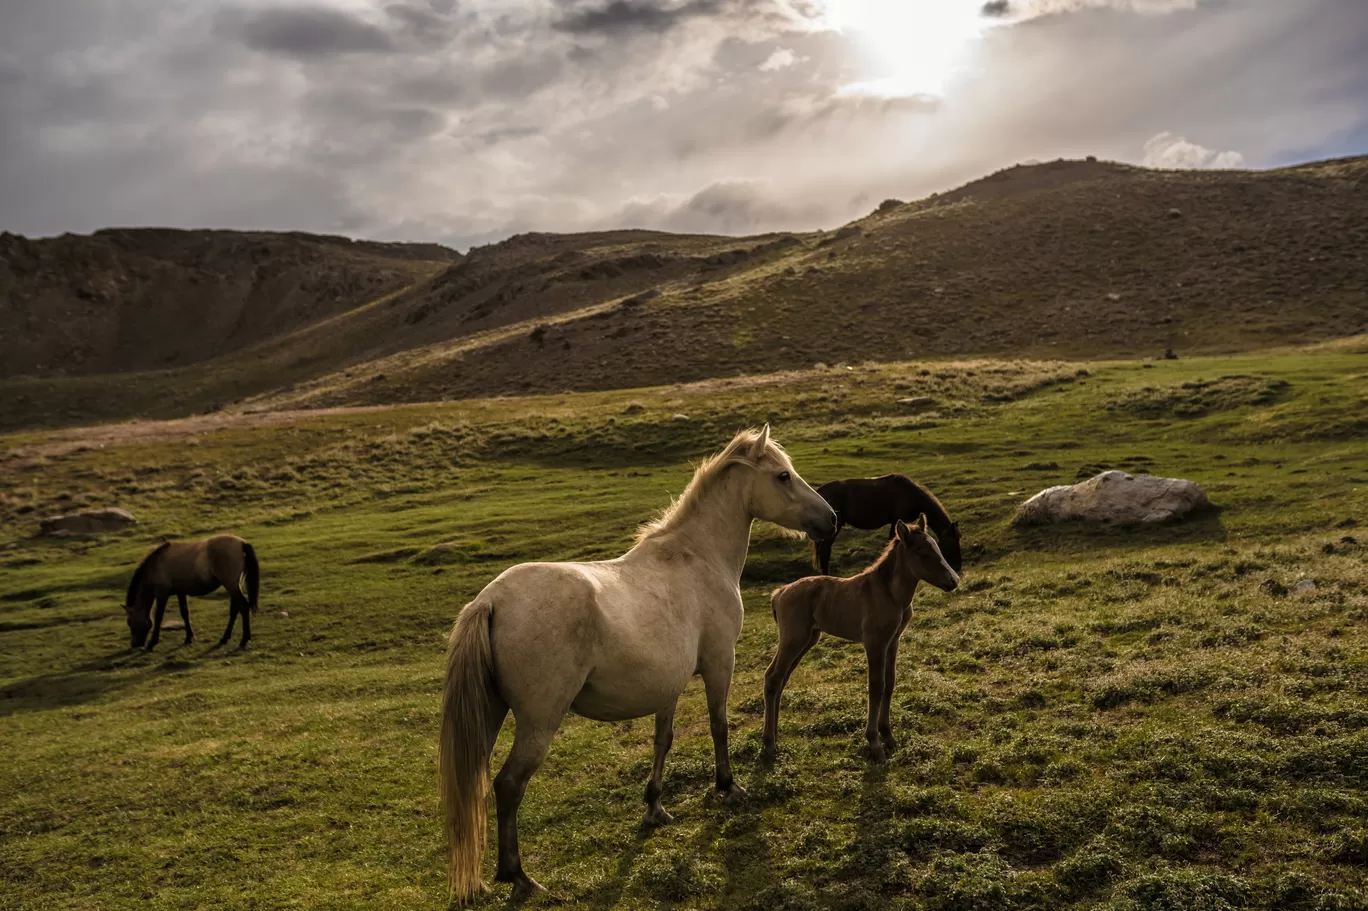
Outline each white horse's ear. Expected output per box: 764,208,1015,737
913,513,928,532
748,423,770,462
895,519,910,539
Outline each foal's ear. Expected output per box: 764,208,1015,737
913,513,928,532
748,423,771,461
895,519,910,540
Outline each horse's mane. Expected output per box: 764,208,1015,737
634,427,787,544
859,522,933,580
891,475,953,531
126,542,171,604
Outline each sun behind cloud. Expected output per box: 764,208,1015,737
819,0,996,97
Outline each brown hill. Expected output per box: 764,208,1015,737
0,228,459,379
263,155,1368,409
1,156,1366,429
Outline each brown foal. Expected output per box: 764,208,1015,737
763,515,961,762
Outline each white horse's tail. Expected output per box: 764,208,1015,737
439,599,497,903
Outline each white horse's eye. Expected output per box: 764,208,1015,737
777,471,791,483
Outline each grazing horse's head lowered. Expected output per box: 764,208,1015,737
123,542,166,648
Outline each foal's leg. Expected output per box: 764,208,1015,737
763,625,820,758
700,654,745,802
863,637,891,763
494,721,558,901
643,701,677,826
217,602,239,647
878,634,903,753
177,594,194,645
146,594,169,651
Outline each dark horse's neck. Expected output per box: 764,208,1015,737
126,542,171,606
895,477,952,536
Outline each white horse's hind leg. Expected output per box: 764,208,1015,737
643,701,677,826
494,720,558,900
700,654,746,803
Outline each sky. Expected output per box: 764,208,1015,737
1,0,1366,249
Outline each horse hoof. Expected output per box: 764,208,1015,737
722,783,748,805
509,875,547,903
144,644,157,652
642,806,674,827
761,741,778,761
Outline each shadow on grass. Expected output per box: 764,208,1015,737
1006,509,1229,558
0,641,224,717
570,816,652,910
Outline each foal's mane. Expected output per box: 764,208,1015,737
860,535,904,579
125,542,171,604
634,427,786,544
892,475,953,531
859,522,932,580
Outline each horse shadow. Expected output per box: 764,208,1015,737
0,640,235,718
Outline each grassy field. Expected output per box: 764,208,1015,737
2,338,1367,910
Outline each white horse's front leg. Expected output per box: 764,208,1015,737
700,651,746,803
643,700,677,826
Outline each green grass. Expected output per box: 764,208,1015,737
2,339,1367,909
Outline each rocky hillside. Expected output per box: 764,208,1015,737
1,156,1366,429
0,229,459,378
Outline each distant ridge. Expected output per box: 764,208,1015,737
2,155,1366,430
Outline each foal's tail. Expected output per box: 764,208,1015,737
439,600,499,903
241,542,260,614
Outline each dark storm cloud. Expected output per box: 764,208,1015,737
237,5,396,57
555,0,723,36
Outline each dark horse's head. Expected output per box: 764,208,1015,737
939,521,963,574
123,544,165,648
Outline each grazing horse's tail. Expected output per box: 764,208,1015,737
241,542,260,614
439,599,498,903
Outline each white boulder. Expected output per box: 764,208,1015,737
1013,471,1210,526
39,507,137,536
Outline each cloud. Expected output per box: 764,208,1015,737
0,0,1365,248
759,47,798,71
555,0,725,35
1002,0,1198,16
1142,132,1247,169
616,178,838,234
235,4,396,57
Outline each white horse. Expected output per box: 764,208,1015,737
439,425,837,902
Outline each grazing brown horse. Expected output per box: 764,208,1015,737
124,535,260,650
765,515,959,763
813,474,962,576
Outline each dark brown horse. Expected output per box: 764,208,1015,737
765,515,960,763
813,474,961,576
124,535,260,650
